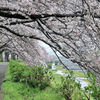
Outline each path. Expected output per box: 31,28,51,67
0,62,9,100
55,70,88,89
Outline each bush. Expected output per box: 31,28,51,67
54,71,100,100
55,61,59,65
47,63,52,69
9,60,26,82
54,71,90,100
84,72,100,100
9,60,54,90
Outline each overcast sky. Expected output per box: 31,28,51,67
39,41,55,55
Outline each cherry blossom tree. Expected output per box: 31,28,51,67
0,0,100,78
0,32,51,66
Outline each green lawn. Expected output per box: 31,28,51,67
51,74,63,86
55,65,63,67
0,62,3,64
73,71,86,78
53,66,86,78
63,70,86,78
49,69,57,73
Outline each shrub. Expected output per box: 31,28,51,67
55,71,100,100
84,72,100,100
9,60,27,82
9,60,54,90
55,71,87,100
55,61,59,65
47,63,52,69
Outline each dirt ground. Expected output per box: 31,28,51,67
0,62,9,100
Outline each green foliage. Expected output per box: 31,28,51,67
54,71,94,100
55,61,59,65
2,81,65,100
9,60,53,90
9,60,27,82
64,70,85,78
0,62,3,64
55,64,63,68
47,62,52,69
3,60,100,100
2,66,65,100
55,71,83,100
34,88,65,100
51,74,62,86
84,72,100,100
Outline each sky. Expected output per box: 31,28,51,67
39,41,55,55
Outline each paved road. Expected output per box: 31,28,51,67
0,62,9,100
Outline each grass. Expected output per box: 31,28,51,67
51,74,63,86
2,81,65,100
2,62,94,100
2,67,35,100
55,64,86,78
2,66,65,100
55,65,63,67
51,72,94,100
55,67,86,78
56,67,63,70
61,68,86,78
82,79,91,85
2,81,35,100
49,69,57,73
51,65,86,78
72,71,86,78
0,62,3,64
34,88,65,100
